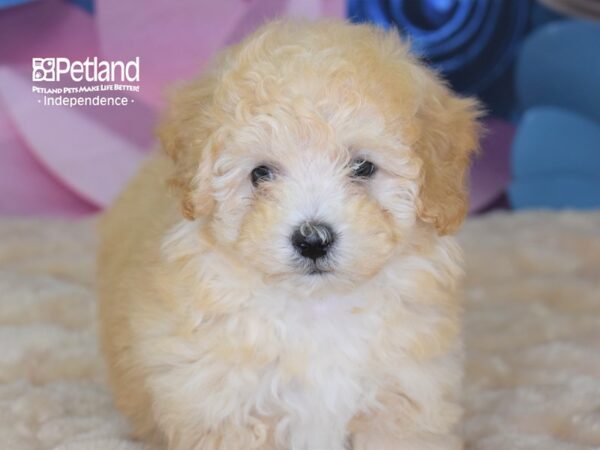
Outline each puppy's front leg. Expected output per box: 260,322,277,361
350,374,463,450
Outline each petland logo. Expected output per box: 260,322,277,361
32,57,140,83
31,57,141,107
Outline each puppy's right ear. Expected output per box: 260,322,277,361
157,76,217,220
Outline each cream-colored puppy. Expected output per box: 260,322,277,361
98,19,480,450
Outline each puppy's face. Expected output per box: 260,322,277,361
159,21,480,286
210,117,408,283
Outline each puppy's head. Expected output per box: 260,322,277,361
158,20,480,285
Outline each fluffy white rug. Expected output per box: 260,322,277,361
0,212,599,450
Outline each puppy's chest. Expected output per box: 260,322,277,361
251,295,382,414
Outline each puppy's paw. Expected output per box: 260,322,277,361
351,432,463,450
168,418,270,450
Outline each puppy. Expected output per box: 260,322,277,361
98,19,480,450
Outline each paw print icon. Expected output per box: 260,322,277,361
32,58,56,82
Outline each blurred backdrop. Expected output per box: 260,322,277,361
0,0,599,216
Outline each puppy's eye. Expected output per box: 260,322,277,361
350,159,377,178
251,165,275,186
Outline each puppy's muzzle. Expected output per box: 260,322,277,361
291,221,335,261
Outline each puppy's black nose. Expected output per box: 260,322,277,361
291,222,335,261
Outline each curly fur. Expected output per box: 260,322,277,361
98,20,480,450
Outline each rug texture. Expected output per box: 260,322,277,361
0,212,599,450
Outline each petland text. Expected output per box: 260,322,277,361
32,57,140,83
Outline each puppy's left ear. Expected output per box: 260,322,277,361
413,74,482,235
